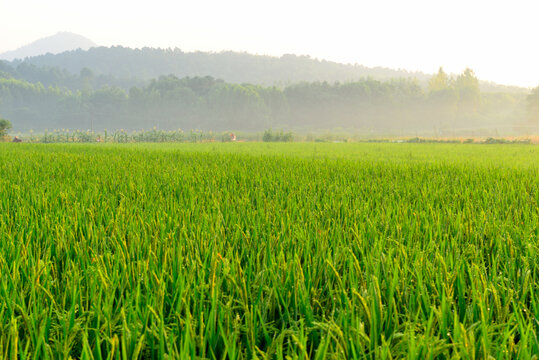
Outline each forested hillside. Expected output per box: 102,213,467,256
5,47,428,87
1,46,537,135
3,46,526,93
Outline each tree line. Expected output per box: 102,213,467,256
0,68,537,135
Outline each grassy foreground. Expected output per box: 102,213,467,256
0,142,538,359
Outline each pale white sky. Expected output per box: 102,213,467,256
1,0,538,87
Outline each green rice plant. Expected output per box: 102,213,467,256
0,142,537,358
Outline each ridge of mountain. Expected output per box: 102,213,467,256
0,32,97,61
1,38,528,93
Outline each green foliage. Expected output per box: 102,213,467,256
262,129,294,142
0,75,430,133
3,48,527,95
0,142,538,358
0,118,12,136
426,68,487,133
8,47,433,87
483,137,531,144
19,129,230,143
428,67,449,92
526,85,539,123
455,68,481,114
0,69,530,136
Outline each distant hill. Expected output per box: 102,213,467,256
7,46,431,84
0,46,532,134
0,32,96,61
5,46,526,93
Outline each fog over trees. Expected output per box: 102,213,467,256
0,47,537,135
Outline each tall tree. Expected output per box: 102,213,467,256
0,118,12,137
526,85,539,123
455,68,480,115
427,67,458,133
428,67,449,92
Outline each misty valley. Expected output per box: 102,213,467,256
1,47,538,137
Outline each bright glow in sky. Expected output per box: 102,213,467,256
1,0,538,87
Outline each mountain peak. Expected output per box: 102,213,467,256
0,32,97,61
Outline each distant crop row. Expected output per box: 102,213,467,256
4,128,536,145
7,129,295,143
0,143,538,358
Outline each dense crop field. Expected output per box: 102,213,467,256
0,143,538,359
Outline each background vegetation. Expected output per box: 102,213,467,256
1,48,538,136
0,68,537,136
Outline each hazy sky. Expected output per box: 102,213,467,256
1,0,538,87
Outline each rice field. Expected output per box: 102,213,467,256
0,142,538,359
